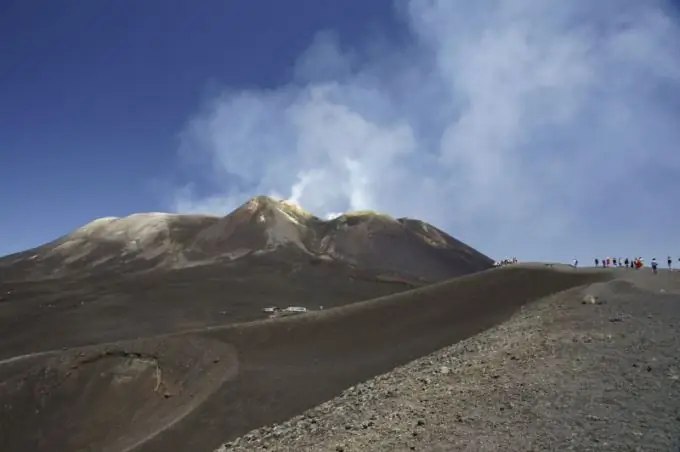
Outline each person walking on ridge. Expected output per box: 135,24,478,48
651,258,658,274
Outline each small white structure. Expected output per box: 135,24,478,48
262,307,279,313
283,306,307,313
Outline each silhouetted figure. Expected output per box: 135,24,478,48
651,258,658,274
595,258,599,267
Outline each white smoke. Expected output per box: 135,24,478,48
172,0,680,261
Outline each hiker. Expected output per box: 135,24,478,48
595,258,599,267
624,257,629,268
572,258,578,268
651,258,658,274
613,257,617,267
668,256,672,270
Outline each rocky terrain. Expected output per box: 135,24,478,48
216,267,680,452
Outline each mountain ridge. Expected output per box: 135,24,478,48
0,195,493,282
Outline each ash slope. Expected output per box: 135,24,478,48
0,265,607,452
219,267,680,452
0,335,238,452
0,196,492,282
0,253,419,360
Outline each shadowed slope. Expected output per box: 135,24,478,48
136,265,609,452
0,254,419,360
0,336,237,452
0,266,609,451
216,269,680,452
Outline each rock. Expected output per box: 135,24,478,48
582,294,597,304
439,366,451,375
272,426,289,437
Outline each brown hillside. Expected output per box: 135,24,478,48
0,265,607,452
0,196,492,282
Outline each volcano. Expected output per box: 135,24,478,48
0,195,493,283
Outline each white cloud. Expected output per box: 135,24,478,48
171,0,680,261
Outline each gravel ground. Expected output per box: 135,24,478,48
217,276,680,452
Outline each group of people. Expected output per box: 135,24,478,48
496,255,675,275
493,257,518,267
588,256,677,274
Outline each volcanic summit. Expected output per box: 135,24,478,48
0,195,493,282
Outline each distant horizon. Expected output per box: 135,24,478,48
3,0,680,262
2,192,679,266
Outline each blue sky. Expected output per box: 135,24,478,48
2,0,680,262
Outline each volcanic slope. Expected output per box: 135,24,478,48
0,265,609,452
0,196,493,359
0,253,420,360
219,266,680,452
0,195,493,283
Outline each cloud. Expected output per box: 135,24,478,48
171,0,680,261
